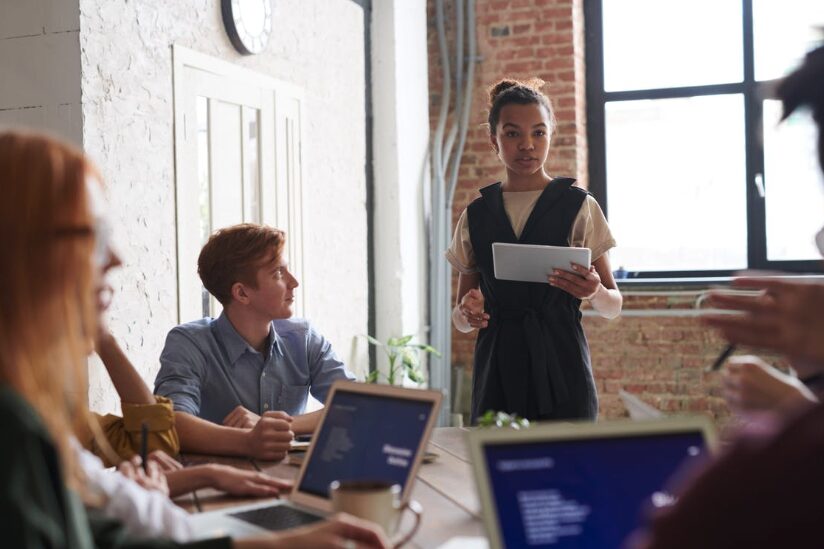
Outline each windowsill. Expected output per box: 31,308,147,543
616,274,824,290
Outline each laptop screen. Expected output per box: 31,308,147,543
482,431,709,548
297,390,435,499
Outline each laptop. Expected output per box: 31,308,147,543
190,380,442,538
466,417,716,548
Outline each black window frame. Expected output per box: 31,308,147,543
585,0,823,280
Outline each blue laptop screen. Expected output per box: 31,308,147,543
298,391,434,498
483,431,708,548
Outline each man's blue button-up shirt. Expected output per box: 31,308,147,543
154,313,355,424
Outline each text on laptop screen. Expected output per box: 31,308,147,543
298,391,434,498
483,432,708,548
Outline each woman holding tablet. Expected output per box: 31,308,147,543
447,78,622,423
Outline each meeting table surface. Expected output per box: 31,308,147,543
176,427,486,548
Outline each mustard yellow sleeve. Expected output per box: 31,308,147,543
83,396,180,468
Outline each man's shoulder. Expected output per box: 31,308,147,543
166,317,215,341
161,318,217,358
272,317,314,337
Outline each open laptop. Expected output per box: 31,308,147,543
190,380,442,538
466,417,716,548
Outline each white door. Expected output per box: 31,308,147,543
173,46,303,322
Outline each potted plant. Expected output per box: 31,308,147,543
363,334,441,386
477,410,530,429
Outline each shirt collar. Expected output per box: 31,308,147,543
214,312,283,365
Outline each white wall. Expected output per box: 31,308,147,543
0,0,82,143
371,0,431,378
78,0,368,412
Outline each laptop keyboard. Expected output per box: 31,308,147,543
231,505,323,531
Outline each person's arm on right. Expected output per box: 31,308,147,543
722,355,817,417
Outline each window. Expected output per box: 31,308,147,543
173,46,304,320
586,0,824,278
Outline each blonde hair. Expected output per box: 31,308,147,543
0,130,101,492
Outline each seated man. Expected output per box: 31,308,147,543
155,223,355,459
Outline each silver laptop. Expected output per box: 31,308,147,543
466,417,716,548
190,380,442,538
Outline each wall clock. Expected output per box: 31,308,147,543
222,0,273,55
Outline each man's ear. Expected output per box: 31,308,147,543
231,282,250,305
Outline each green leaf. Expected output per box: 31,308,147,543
401,350,417,368
366,370,380,383
414,344,441,357
363,334,383,347
477,410,530,429
396,335,414,346
407,368,424,383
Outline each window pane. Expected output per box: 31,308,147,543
603,0,743,92
754,0,824,82
605,95,747,272
242,106,261,223
764,100,824,261
196,96,212,318
196,96,211,244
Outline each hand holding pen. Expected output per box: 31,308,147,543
702,277,824,364
115,421,169,495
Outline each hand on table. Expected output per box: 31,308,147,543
703,277,824,364
722,355,817,416
246,411,294,461
240,513,390,549
458,288,489,330
548,262,601,300
147,449,183,473
224,405,262,429
204,464,293,497
117,455,169,496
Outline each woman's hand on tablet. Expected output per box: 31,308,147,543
548,262,602,300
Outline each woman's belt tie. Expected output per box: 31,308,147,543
489,307,569,416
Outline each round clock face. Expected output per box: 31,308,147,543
222,0,273,55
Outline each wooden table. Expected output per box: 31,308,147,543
177,427,486,548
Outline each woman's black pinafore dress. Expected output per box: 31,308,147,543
466,178,598,423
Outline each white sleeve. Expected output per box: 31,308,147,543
74,441,195,542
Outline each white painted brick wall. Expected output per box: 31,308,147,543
0,0,81,143
78,0,368,413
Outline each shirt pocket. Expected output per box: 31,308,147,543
278,383,310,416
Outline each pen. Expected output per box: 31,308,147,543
707,344,736,373
140,421,148,474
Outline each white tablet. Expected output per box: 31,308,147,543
492,242,591,283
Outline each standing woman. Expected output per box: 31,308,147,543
447,79,622,423
0,130,387,548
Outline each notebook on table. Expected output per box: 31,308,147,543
465,417,716,548
189,380,442,538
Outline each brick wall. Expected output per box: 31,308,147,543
428,0,781,422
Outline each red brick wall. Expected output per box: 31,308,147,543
427,0,781,422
